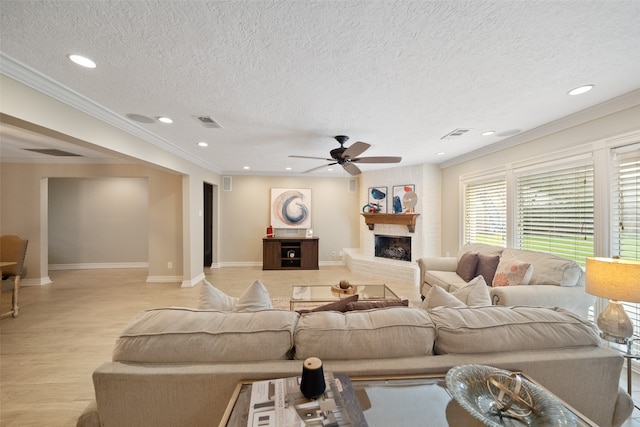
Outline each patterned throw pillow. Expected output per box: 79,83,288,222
492,252,534,286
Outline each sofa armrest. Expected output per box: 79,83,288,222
490,285,595,319
418,257,458,274
612,387,634,427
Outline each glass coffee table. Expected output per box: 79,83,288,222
289,284,400,310
220,374,598,427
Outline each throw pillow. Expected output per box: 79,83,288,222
452,275,491,306
297,294,359,314
492,251,534,287
346,299,409,311
456,251,479,282
198,280,238,311
233,279,273,312
198,279,273,312
421,285,466,310
476,253,500,285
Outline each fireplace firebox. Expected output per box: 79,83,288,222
374,235,411,261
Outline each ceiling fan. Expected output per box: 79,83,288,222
289,135,402,176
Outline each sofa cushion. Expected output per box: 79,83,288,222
428,306,600,354
476,253,500,285
492,251,533,286
346,299,409,310
294,307,436,360
198,279,272,312
456,251,479,281
113,308,298,363
509,249,583,287
425,271,468,291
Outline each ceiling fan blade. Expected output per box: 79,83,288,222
342,162,361,176
351,156,402,164
342,141,370,159
289,155,333,161
303,162,338,173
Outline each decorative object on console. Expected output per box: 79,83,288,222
300,357,326,399
392,184,415,213
446,364,578,427
368,186,388,213
586,257,640,341
271,188,311,229
402,191,418,213
331,283,357,295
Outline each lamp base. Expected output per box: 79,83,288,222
597,300,633,340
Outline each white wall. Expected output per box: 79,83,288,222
439,105,640,257
359,163,442,260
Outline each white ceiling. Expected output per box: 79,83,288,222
1,1,639,175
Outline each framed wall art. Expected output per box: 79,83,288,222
367,186,388,213
392,184,415,213
270,188,312,228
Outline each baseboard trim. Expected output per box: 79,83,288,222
181,272,205,288
49,262,149,270
146,275,183,283
20,277,53,287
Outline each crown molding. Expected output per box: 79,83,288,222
439,89,640,169
0,52,221,173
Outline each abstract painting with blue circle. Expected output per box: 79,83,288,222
270,188,312,228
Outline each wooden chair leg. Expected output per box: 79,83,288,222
11,276,19,317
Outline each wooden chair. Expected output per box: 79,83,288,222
1,235,28,319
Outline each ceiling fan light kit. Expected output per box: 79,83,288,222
289,135,402,176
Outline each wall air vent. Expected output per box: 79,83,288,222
23,148,82,157
440,128,472,139
193,115,223,129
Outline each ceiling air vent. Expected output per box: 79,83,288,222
193,115,223,129
23,148,82,157
441,128,472,139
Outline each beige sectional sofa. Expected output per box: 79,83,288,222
418,243,595,318
77,305,632,427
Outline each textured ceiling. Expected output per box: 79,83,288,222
1,0,639,175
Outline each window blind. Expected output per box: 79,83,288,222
464,179,506,246
515,162,594,266
611,143,640,340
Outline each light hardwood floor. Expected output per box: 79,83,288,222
2,267,639,426
0,266,420,427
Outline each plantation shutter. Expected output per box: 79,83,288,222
515,162,594,266
464,179,506,246
611,143,640,339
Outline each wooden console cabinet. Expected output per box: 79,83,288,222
262,237,319,270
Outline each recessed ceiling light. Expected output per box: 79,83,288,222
243,166,250,170
481,131,496,136
68,54,96,68
436,152,445,156
285,167,292,171
197,141,208,147
327,168,334,171
158,117,173,124
568,84,594,96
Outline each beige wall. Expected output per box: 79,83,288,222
48,177,149,265
0,163,183,284
219,175,359,263
0,75,219,285
439,105,640,257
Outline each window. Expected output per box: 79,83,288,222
464,179,506,246
515,162,594,266
612,143,640,340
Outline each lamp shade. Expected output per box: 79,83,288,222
585,257,640,303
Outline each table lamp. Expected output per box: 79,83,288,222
586,257,640,341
